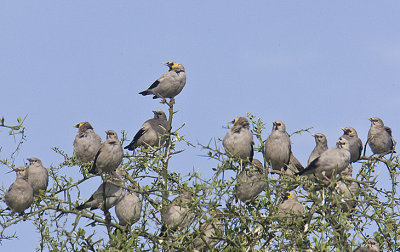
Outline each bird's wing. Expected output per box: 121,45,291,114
290,153,304,172
385,126,393,136
297,156,319,176
147,80,160,90
89,149,102,174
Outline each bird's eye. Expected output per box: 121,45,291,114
276,123,281,127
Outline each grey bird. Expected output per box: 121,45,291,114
27,158,49,195
264,121,292,173
192,209,224,251
223,117,254,162
277,192,305,219
308,133,328,165
160,190,193,237
73,122,102,163
297,138,351,184
115,183,142,226
89,130,123,174
235,159,267,203
336,166,360,212
354,239,379,252
340,127,363,162
5,167,34,215
368,117,394,155
139,62,186,99
124,110,168,151
76,170,125,211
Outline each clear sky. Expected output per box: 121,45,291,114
1,1,399,250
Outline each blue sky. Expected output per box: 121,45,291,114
1,1,400,250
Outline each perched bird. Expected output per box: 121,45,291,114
124,110,168,151
335,166,360,212
264,121,291,173
89,130,123,174
76,170,125,211
192,209,224,251
368,117,394,155
5,167,34,215
340,127,363,162
73,122,102,163
308,133,328,165
277,192,305,219
160,190,193,237
223,117,254,162
297,138,351,184
354,239,379,252
27,158,49,195
139,62,186,99
235,159,267,203
115,183,142,226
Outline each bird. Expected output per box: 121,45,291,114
223,117,254,162
76,170,125,211
368,117,394,155
192,209,224,251
139,62,186,100
354,239,379,252
308,133,328,165
89,130,123,174
73,122,102,163
115,183,142,226
235,159,267,203
27,158,49,195
335,166,360,212
4,167,34,215
160,190,193,237
297,138,351,184
340,127,363,162
124,110,168,151
277,191,305,220
264,121,292,173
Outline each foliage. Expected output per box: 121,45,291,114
0,108,399,251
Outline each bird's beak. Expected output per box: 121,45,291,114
162,62,169,66
368,118,373,121
312,134,316,137
75,123,80,128
341,128,346,132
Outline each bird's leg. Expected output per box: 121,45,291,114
170,97,175,105
321,172,331,185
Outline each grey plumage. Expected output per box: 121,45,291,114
368,117,394,155
27,158,48,195
139,62,186,99
235,159,267,203
308,133,328,165
223,117,254,162
192,209,224,251
286,153,304,175
89,130,123,174
115,183,142,226
124,110,168,151
73,122,102,163
336,166,360,212
340,127,363,162
5,167,34,215
297,138,351,184
76,170,125,210
264,121,291,173
354,239,379,252
160,190,193,237
277,192,305,218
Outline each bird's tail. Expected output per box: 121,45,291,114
76,204,85,210
124,144,134,151
159,225,168,237
139,90,149,96
88,165,97,174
